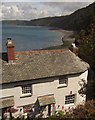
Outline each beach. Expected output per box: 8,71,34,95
43,28,75,50
50,28,75,40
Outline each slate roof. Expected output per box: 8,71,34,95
38,94,55,106
0,96,14,108
2,49,89,84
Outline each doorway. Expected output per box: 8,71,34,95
48,104,51,116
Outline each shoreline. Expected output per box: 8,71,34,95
43,28,75,50
50,28,75,42
3,25,75,51
50,29,74,38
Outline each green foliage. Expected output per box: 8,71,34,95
2,3,95,31
79,29,86,37
46,101,95,119
12,100,95,119
78,36,94,68
75,18,95,100
56,110,64,117
78,79,87,97
77,18,95,70
63,100,95,119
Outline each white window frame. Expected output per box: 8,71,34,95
21,85,32,97
65,94,76,104
58,76,68,87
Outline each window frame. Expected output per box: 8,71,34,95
21,84,32,98
65,94,76,104
58,76,68,88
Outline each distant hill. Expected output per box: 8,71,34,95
2,20,29,26
2,2,95,31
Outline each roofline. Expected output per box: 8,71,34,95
1,49,69,59
1,49,69,60
15,49,69,55
1,70,88,85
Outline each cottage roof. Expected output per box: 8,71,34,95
38,94,55,106
2,49,89,84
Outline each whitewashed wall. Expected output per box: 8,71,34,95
1,70,88,111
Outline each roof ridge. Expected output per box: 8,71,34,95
15,49,68,55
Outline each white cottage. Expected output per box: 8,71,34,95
0,39,89,119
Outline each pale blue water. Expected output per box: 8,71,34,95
2,25,63,52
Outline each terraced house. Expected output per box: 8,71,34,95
0,39,89,119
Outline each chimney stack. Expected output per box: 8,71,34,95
69,43,78,56
6,38,15,63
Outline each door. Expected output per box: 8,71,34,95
48,104,51,116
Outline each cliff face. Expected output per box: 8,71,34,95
2,2,95,31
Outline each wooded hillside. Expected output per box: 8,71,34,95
2,2,95,31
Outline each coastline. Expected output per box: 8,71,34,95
50,29,74,39
43,28,75,50
3,25,75,51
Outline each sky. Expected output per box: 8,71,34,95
0,1,94,20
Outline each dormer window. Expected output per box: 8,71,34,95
58,76,68,88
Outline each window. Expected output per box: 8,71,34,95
58,76,68,87
65,94,76,104
22,85,32,94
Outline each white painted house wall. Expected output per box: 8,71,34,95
1,70,88,115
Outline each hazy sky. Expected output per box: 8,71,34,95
0,1,94,20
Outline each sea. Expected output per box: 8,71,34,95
2,25,63,52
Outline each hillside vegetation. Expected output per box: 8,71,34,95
2,2,95,31
30,2,95,31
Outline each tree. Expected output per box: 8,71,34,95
78,18,95,70
75,18,95,99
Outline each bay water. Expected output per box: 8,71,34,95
2,25,63,52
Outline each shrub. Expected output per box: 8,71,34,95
63,100,95,119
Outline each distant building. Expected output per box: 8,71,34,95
0,38,89,119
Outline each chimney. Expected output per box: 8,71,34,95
69,43,78,56
72,47,78,55
6,38,15,63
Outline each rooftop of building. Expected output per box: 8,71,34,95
1,49,89,84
